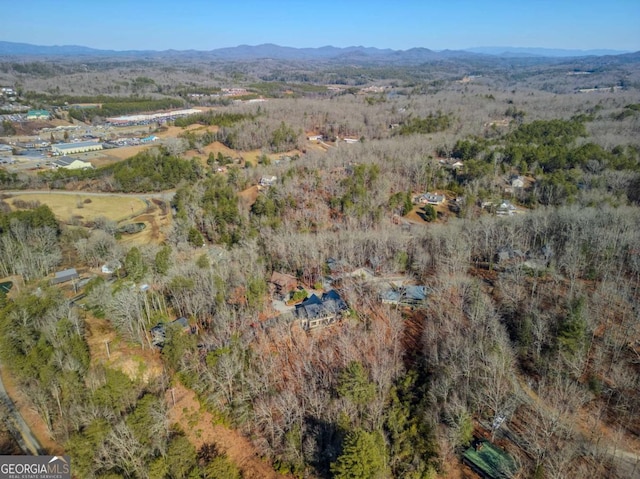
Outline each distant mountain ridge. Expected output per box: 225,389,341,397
465,46,631,57
0,41,634,62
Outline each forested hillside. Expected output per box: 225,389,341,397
0,55,639,478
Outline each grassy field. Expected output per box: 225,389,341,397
8,193,147,223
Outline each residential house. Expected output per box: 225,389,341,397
269,271,298,300
294,290,348,330
380,285,427,307
521,244,553,271
511,176,525,188
343,267,375,282
150,317,193,347
307,134,323,141
418,192,445,205
259,175,277,187
495,246,525,264
0,144,13,155
496,200,517,216
51,268,79,285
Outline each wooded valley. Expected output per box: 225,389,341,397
0,51,639,478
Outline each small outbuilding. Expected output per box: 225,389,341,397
101,260,122,275
462,440,518,479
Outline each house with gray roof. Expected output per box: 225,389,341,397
417,192,445,205
380,284,428,307
294,290,348,330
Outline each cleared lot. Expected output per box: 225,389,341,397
6,192,147,223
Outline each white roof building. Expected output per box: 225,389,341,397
51,157,93,170
51,141,103,156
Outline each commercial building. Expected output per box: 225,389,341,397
26,109,50,120
51,141,103,156
51,157,93,170
106,108,202,126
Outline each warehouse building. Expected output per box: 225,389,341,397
51,141,103,156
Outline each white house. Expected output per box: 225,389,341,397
511,176,525,188
419,192,445,205
496,200,517,216
259,175,277,187
101,260,122,274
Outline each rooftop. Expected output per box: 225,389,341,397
52,141,102,150
294,290,348,320
463,440,518,479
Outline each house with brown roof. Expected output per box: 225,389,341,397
269,271,298,300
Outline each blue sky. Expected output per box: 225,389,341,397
3,0,639,51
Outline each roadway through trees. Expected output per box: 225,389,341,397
0,361,45,455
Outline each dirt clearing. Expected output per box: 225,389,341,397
119,198,171,245
84,315,163,384
167,382,291,479
238,185,259,212
98,144,155,161
182,141,236,162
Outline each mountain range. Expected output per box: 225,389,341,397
0,41,633,62
465,46,630,57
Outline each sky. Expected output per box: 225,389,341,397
2,0,639,52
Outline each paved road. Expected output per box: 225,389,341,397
0,189,175,202
0,362,45,455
